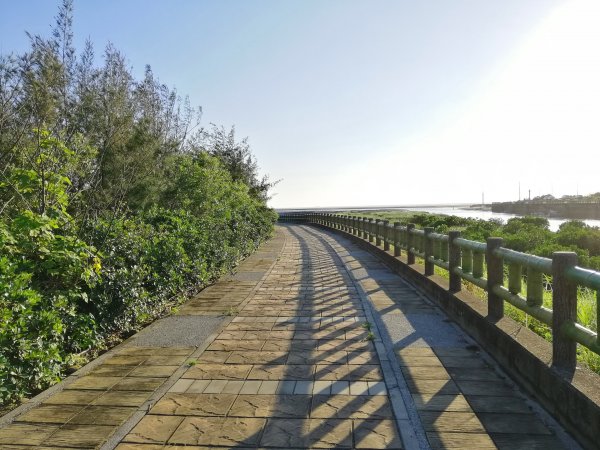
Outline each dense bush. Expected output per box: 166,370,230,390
0,138,275,406
84,155,276,340
0,145,101,403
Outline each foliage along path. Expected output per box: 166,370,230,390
0,225,575,449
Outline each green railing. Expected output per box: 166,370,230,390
278,212,600,370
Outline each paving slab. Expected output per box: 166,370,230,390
126,316,226,347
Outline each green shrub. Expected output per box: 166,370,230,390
0,153,100,404
0,139,276,406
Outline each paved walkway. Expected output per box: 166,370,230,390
0,225,576,449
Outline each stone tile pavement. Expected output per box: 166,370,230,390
0,224,578,449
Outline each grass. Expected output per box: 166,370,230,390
224,306,240,316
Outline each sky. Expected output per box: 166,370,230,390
1,0,599,208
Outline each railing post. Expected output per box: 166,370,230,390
383,220,390,251
486,237,504,319
449,231,462,292
371,219,376,242
552,252,578,370
424,227,434,276
353,216,358,235
368,219,375,243
375,220,382,247
393,222,401,257
361,218,368,239
508,263,522,294
597,291,600,348
407,223,416,265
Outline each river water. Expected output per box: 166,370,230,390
400,207,600,232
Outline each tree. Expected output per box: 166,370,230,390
196,124,278,201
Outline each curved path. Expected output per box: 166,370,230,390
0,225,577,449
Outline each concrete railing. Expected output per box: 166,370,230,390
279,212,599,371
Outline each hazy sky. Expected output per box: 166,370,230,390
1,0,598,207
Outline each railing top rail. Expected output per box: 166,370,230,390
429,232,449,242
454,237,487,253
566,266,600,291
494,247,553,273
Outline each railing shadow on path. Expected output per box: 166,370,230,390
161,223,403,449
299,224,575,450
277,224,404,449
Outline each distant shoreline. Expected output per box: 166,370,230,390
275,203,489,213
491,201,600,221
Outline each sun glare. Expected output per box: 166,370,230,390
357,0,600,205
439,0,600,200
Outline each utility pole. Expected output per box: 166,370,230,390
518,182,521,201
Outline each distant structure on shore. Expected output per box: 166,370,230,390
492,193,600,220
